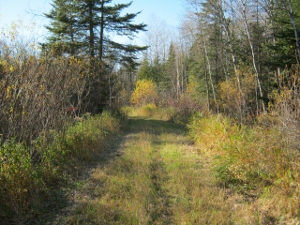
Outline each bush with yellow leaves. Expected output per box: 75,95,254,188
130,79,158,106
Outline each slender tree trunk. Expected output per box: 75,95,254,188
88,1,95,59
203,39,218,112
70,24,75,56
286,0,300,60
222,23,242,93
203,49,211,111
176,56,180,99
185,22,211,110
222,22,244,121
240,0,266,112
99,0,105,62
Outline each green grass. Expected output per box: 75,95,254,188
63,111,234,224
7,107,299,224
0,110,121,224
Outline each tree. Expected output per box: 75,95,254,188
99,1,148,65
44,0,148,111
164,43,177,95
43,0,82,56
137,56,152,80
266,0,300,67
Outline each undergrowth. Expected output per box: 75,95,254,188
188,112,300,223
121,104,195,124
0,111,121,224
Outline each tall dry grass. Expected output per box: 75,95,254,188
188,110,300,223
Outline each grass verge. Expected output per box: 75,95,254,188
0,110,121,224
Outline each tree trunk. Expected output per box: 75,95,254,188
99,0,105,62
203,49,211,111
286,0,300,60
203,39,218,112
222,23,242,93
241,0,266,112
88,1,95,59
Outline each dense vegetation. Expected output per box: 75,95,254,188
0,0,300,223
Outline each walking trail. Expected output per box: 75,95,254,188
44,116,238,224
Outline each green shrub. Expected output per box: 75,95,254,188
0,140,38,220
0,111,121,223
188,112,231,151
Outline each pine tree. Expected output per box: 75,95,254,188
43,0,82,56
267,0,300,67
43,0,148,112
101,1,148,64
137,57,152,80
44,0,147,63
164,43,177,95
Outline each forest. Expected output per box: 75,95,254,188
0,0,300,224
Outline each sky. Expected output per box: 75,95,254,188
0,0,187,44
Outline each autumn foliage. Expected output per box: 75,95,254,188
130,79,158,106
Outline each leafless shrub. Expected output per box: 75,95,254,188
0,40,90,147
266,64,300,151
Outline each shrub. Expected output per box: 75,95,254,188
64,111,120,160
218,69,257,123
130,79,158,106
188,112,231,150
0,111,121,224
0,47,90,145
121,105,175,121
0,140,39,222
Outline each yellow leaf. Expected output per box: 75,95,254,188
6,86,11,98
9,65,14,72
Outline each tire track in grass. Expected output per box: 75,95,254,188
45,115,233,224
146,140,173,225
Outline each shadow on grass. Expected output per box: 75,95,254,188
126,117,186,135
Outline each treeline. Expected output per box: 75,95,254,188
134,0,300,124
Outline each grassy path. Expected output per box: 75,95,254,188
48,116,233,224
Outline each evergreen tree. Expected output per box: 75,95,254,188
137,57,152,80
151,56,163,84
43,0,148,112
164,43,177,95
43,0,82,56
44,0,147,64
267,0,300,68
101,1,148,64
